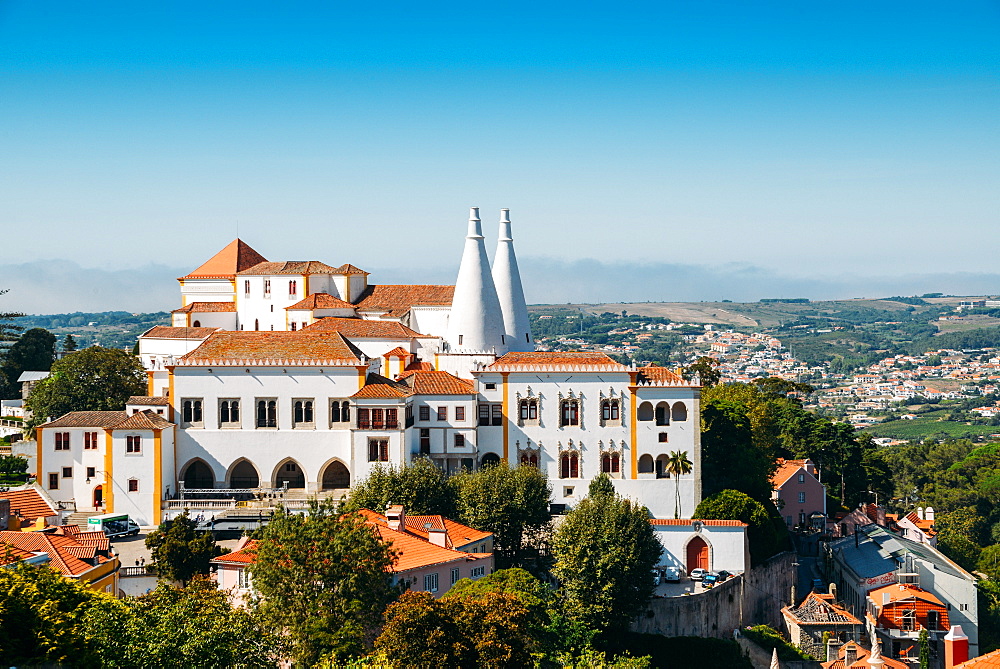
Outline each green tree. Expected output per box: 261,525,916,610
454,463,552,568
588,472,616,499
62,334,78,352
375,591,473,668
666,450,693,519
145,512,223,585
0,453,28,482
82,578,280,668
0,289,24,342
919,628,930,669
935,507,985,571
700,398,776,501
682,356,721,387
0,328,56,399
695,489,786,566
979,545,1000,581
26,346,145,428
343,457,457,516
551,487,662,636
249,498,401,665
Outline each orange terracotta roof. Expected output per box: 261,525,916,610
142,326,220,340
334,263,369,275
649,519,748,527
441,518,493,546
213,540,259,565
771,459,814,487
383,347,411,358
0,531,95,577
113,410,174,430
637,364,687,384
821,641,909,669
38,411,127,429
353,284,455,316
958,649,1000,668
236,260,339,276
783,591,862,625
868,583,944,607
180,239,268,280
127,396,170,406
398,370,476,396
404,360,434,372
357,510,490,573
0,544,35,566
171,302,236,313
352,374,411,399
1,487,57,522
902,512,936,534
487,352,629,371
286,293,355,310
179,331,365,366
302,317,428,338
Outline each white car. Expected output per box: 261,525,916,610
664,566,681,582
689,568,709,581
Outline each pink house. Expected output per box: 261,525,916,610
213,505,494,602
771,458,826,530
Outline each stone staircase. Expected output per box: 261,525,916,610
64,510,101,529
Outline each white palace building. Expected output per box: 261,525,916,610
35,209,706,541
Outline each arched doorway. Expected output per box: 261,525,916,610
321,461,350,490
229,460,260,488
275,460,306,489
686,536,709,573
638,454,654,474
481,453,501,469
93,485,103,510
183,460,215,489
655,454,670,478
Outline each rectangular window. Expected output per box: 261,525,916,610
84,431,98,449
238,568,251,589
471,566,486,578
126,436,142,453
371,408,385,429
419,405,430,421
454,433,465,448
256,399,278,428
437,406,447,421
368,439,389,462
484,382,496,390
560,400,579,426
423,572,439,593
419,428,431,454
478,403,491,426
405,405,414,427
386,408,399,429
927,610,940,631
48,473,58,489
455,406,465,421
798,492,806,503
901,609,916,631
128,479,139,493
451,567,460,585
181,398,204,427
798,473,805,483
86,466,96,479
293,399,315,427
658,432,669,443
491,404,502,426
219,399,241,426
55,432,70,450
263,279,271,296
358,408,371,429
62,467,72,478
244,279,250,296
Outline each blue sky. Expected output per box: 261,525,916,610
1,1,998,310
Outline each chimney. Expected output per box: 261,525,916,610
826,638,844,663
917,507,925,520
845,644,858,666
925,506,935,522
491,208,534,352
385,504,405,532
446,207,507,353
944,625,969,668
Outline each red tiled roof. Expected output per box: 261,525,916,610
113,410,174,430
487,352,629,371
383,347,411,358
142,326,219,340
868,583,944,607
37,411,126,429
237,261,339,276
352,374,411,399
398,370,475,396
357,510,491,573
0,531,95,577
180,239,268,280
213,540,259,565
334,263,369,275
353,285,455,316
649,519,748,527
179,331,365,365
286,293,355,311
0,544,35,566
1,487,57,522
405,360,434,372
958,649,1000,668
302,317,428,338
171,302,236,313
771,458,814,487
127,396,170,406
637,364,687,384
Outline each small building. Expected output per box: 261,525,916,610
866,583,950,666
771,458,826,530
896,508,937,546
782,591,863,658
821,639,908,668
649,518,748,575
0,485,60,529
0,526,120,594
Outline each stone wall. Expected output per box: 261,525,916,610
632,551,798,639
735,636,821,669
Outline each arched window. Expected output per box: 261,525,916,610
254,319,259,331
288,280,297,296
560,399,579,427
257,400,277,428
520,452,538,467
519,398,538,422
638,402,654,421
331,400,341,423
638,454,654,474
560,451,579,478
244,280,250,295
656,454,670,478
672,402,688,422
601,452,621,474
341,401,350,422
654,402,670,426
601,399,620,422
192,320,201,327
293,400,314,426
182,399,203,426
219,399,240,425
229,460,259,488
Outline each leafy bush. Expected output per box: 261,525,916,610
741,624,815,661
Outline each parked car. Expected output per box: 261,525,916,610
652,569,662,586
689,568,709,581
702,573,719,589
664,566,681,583
715,570,732,582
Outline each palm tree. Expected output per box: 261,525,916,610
666,450,693,519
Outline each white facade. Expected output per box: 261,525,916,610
491,209,534,352
651,520,749,575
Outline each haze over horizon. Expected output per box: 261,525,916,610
1,1,997,313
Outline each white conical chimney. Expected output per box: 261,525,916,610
492,208,534,352
446,207,507,353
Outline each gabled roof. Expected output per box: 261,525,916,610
141,326,220,340
383,347,411,358
171,302,236,313
236,261,339,276
334,263,369,275
486,351,628,371
113,410,174,430
0,544,36,566
180,239,268,280
1,486,57,521
783,591,861,625
352,374,411,399
38,411,127,429
868,583,945,608
636,364,687,384
212,539,258,565
353,284,455,316
178,331,366,366
405,360,434,372
771,459,816,487
958,649,1000,668
286,293,356,311
127,396,170,406
302,317,429,338
0,531,105,577
397,370,475,396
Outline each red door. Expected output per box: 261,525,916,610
686,536,709,573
